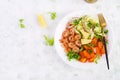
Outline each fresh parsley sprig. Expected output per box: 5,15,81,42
48,12,57,20
19,19,26,28
44,35,54,46
67,50,80,61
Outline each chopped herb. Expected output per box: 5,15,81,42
87,43,94,47
19,19,24,23
94,54,100,64
73,19,80,26
79,31,84,39
79,47,84,52
104,29,108,34
44,35,54,46
105,39,108,44
20,24,25,28
94,34,102,40
87,49,93,53
48,12,56,20
79,17,82,20
95,23,99,27
67,50,80,61
87,21,92,28
88,35,91,39
19,19,25,28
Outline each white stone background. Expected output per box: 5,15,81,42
0,0,120,80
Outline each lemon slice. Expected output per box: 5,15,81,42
38,14,47,28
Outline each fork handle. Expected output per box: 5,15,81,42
103,37,109,70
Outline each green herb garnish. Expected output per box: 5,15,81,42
94,34,102,40
87,49,93,53
96,23,99,27
94,54,100,64
44,35,54,46
48,12,56,20
19,19,24,22
104,29,108,34
87,21,92,28
19,19,25,28
105,39,108,44
79,47,84,52
73,19,80,26
87,43,94,47
67,50,80,61
88,35,91,39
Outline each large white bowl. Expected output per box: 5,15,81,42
55,11,114,69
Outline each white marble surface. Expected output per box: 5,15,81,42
0,0,120,80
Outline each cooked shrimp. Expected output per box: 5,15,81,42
75,40,81,47
66,22,72,29
65,47,72,53
68,35,75,42
61,42,68,48
62,30,69,37
68,42,75,48
74,34,81,40
64,38,69,43
69,28,75,36
60,38,69,43
72,46,80,53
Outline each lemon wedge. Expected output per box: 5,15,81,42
38,14,47,28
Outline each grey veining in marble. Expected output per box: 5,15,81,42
0,0,120,80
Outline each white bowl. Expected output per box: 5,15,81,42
55,11,113,69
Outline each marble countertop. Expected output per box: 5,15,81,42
0,0,120,80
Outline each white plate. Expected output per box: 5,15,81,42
55,11,114,69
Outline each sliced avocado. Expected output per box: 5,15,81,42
80,29,89,39
81,39,91,44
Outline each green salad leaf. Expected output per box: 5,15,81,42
44,35,54,46
67,50,80,61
